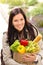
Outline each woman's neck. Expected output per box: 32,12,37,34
18,30,25,40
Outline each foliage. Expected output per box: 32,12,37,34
0,0,38,7
7,0,23,7
0,0,6,3
29,3,43,16
25,0,38,6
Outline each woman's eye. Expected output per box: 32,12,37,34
20,18,24,21
14,20,18,22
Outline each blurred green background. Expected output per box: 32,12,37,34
0,0,43,40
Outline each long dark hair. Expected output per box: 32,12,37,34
7,8,38,46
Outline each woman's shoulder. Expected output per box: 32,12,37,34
2,32,8,44
3,31,8,34
3,31,8,35
3,31,8,39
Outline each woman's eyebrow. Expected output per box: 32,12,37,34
14,19,18,22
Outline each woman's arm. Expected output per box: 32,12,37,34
33,39,43,65
37,39,43,64
2,33,22,65
33,28,43,64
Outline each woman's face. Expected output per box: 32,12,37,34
12,13,25,32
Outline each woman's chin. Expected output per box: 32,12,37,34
17,28,23,32
18,29,22,32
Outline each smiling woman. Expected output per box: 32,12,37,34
2,7,43,65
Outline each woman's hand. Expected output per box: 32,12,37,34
22,53,36,63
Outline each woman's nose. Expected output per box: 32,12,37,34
18,20,21,24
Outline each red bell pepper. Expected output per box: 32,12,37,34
20,39,28,46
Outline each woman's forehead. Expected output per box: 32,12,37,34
13,13,24,19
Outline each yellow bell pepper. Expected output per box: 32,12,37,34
17,45,26,54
